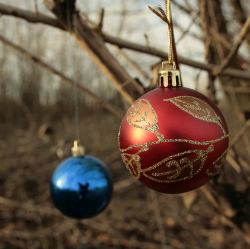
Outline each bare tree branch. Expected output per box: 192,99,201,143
0,34,124,119
114,46,151,82
148,6,171,27
0,196,59,216
104,34,250,81
41,0,144,105
0,3,63,29
200,185,250,244
34,0,38,13
149,190,167,249
1,3,250,82
176,15,198,45
229,119,250,148
212,15,250,75
209,26,250,67
220,85,250,93
92,8,104,35
172,0,200,27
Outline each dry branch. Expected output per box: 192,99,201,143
0,34,124,119
200,185,250,244
1,3,250,81
41,0,144,105
115,46,151,82
229,119,250,148
34,0,38,13
0,196,59,216
221,85,250,93
212,15,250,76
226,154,241,173
176,15,198,45
107,238,172,249
104,34,250,81
209,26,250,67
150,190,167,249
0,3,63,29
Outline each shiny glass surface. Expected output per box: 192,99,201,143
50,155,113,219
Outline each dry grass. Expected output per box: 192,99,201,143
0,103,249,249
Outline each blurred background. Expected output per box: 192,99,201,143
0,0,250,248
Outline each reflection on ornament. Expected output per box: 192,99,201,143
118,62,229,194
50,141,113,219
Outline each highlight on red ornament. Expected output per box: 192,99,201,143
118,62,229,194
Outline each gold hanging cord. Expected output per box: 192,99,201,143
149,0,175,66
149,1,182,87
165,0,173,64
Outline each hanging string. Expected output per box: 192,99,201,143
149,0,174,65
72,15,80,141
165,0,173,64
66,2,80,141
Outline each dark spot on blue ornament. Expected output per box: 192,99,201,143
50,155,113,219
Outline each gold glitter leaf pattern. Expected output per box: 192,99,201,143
206,149,228,176
121,145,214,183
164,96,226,135
127,99,164,141
121,154,142,179
121,145,149,179
142,145,214,183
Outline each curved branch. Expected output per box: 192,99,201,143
1,3,250,81
0,34,124,119
212,15,250,76
104,34,250,81
0,3,63,29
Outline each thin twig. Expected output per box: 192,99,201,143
92,8,104,35
148,6,171,27
172,0,200,27
183,0,197,15
34,0,38,13
176,15,198,45
1,3,250,80
226,154,241,173
200,185,250,244
207,74,217,103
0,196,59,216
0,3,62,28
220,85,250,93
212,15,250,76
158,5,168,20
47,1,143,104
207,0,224,62
144,34,149,47
229,119,250,148
227,80,250,158
150,190,168,249
209,26,250,67
114,46,151,82
175,0,250,67
204,35,212,61
0,34,124,119
98,8,104,29
106,237,173,249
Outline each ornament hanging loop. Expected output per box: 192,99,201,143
165,0,173,65
71,140,85,157
158,61,182,87
149,0,179,68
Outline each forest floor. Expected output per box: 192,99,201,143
0,103,249,249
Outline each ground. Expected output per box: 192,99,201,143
0,105,249,249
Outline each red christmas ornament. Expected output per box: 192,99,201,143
118,62,229,194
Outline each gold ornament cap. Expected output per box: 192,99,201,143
158,61,182,88
71,140,85,157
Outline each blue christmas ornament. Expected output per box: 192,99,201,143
50,141,113,219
